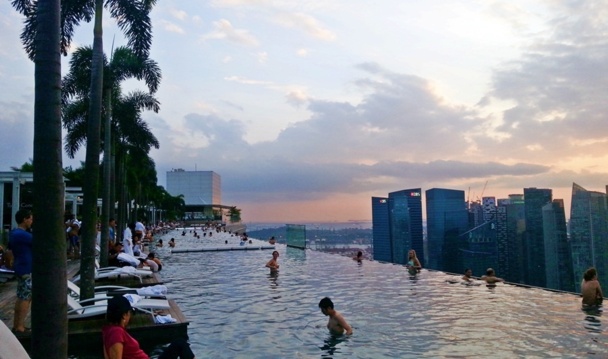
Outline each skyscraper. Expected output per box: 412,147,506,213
501,194,526,283
425,188,468,271
372,197,391,262
523,188,552,287
389,189,423,265
371,189,423,265
570,183,608,292
542,199,574,292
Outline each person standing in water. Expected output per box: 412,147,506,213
318,297,353,335
481,268,504,285
581,267,603,306
406,249,422,275
265,251,280,272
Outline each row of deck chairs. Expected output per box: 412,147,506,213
66,280,170,319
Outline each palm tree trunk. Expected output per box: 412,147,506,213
79,0,104,301
116,147,126,242
100,87,112,266
31,0,67,356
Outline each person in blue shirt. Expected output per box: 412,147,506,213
8,209,33,335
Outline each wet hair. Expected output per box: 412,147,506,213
486,268,495,276
272,251,279,256
584,267,597,281
147,252,155,259
106,296,133,324
357,251,363,257
318,297,334,310
15,209,32,224
464,268,471,274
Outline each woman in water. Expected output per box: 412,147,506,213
406,249,422,275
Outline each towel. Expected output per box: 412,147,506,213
117,253,139,267
136,285,168,296
123,293,142,305
155,314,177,324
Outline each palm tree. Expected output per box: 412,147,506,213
10,0,67,356
79,0,156,302
62,45,160,267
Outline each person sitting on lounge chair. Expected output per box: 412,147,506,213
108,243,126,267
102,296,195,359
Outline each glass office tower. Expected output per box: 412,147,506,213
425,188,468,271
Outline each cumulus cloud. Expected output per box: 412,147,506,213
274,12,336,41
170,8,188,21
285,89,308,107
160,20,185,34
201,19,259,46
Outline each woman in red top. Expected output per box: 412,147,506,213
102,296,195,359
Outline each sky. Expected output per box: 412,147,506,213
1,0,607,223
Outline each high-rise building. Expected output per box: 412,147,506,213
570,183,608,292
501,194,526,283
425,188,468,271
372,197,391,262
523,188,552,287
542,199,574,292
482,196,496,222
371,189,423,265
459,220,497,278
167,169,221,205
166,169,223,221
389,189,424,265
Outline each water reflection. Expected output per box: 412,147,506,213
582,305,603,333
319,333,348,358
268,271,279,288
286,246,306,262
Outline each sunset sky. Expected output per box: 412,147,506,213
1,1,607,223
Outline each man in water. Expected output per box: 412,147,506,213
581,267,603,306
462,268,474,282
318,297,353,335
481,268,504,285
265,251,280,272
353,251,363,261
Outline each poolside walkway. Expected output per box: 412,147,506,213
0,258,189,354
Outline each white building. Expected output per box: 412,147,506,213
166,170,221,206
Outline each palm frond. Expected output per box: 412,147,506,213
107,0,153,58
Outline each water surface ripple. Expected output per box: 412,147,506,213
156,245,607,358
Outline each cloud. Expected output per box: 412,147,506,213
224,76,273,86
285,89,308,107
275,12,336,41
201,19,259,46
160,20,185,34
296,48,309,57
170,8,188,21
255,51,268,63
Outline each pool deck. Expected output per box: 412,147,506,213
0,259,189,353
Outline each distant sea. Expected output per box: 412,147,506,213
246,220,372,230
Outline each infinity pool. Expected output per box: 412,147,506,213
153,241,606,358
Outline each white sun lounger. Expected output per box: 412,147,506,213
67,294,170,320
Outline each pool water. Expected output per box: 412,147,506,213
155,243,607,358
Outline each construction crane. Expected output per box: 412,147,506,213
480,180,488,200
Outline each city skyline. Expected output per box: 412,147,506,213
1,1,607,222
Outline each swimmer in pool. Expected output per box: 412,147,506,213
406,249,422,275
353,251,363,261
481,268,504,285
265,251,280,272
581,267,603,307
462,268,474,282
318,297,352,335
